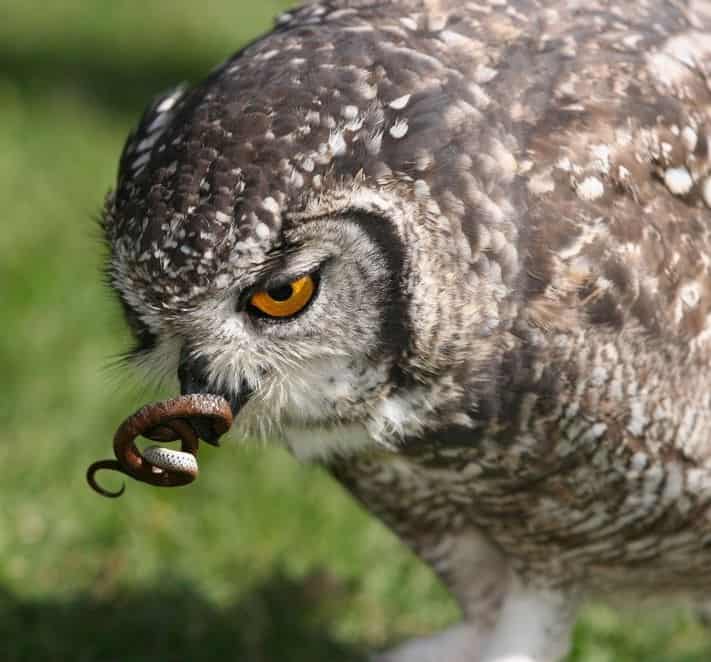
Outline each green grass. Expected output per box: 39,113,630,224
1,1,711,660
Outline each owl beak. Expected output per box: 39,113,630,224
177,351,252,446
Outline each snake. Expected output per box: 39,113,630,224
87,394,233,498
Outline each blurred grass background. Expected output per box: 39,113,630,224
1,1,711,660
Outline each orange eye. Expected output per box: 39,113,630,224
248,274,316,318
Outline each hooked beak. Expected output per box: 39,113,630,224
178,350,252,446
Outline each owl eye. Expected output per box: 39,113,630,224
248,274,317,318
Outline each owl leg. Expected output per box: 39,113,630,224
373,622,487,662
374,529,508,662
477,577,580,662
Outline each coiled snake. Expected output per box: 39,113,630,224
87,394,233,497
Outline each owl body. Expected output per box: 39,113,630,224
106,1,711,659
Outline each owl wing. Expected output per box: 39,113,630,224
519,18,711,352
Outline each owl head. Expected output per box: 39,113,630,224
103,4,519,460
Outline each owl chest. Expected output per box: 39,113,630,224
333,418,711,590
332,332,711,588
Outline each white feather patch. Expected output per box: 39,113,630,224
285,423,376,462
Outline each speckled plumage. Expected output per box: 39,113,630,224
104,1,711,660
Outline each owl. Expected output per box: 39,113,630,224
103,1,711,660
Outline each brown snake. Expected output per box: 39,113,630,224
87,394,233,498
